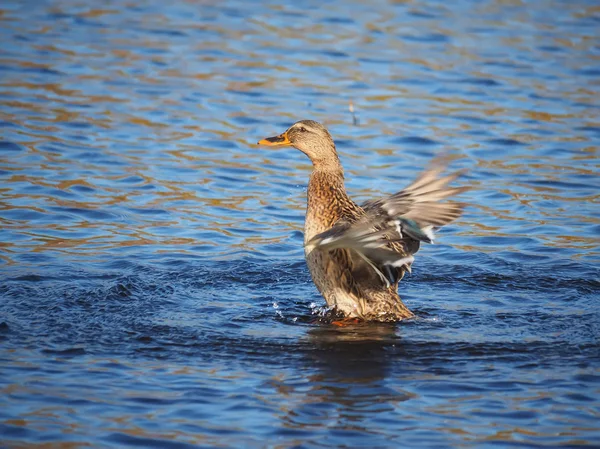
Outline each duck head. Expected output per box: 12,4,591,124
258,120,341,171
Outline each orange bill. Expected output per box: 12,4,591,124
257,132,291,146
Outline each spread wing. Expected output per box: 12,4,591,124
305,162,469,287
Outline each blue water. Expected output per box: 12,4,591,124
1,0,599,447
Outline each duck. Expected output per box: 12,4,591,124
257,120,469,323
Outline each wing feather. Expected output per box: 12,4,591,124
306,160,469,286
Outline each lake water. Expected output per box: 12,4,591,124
1,0,599,447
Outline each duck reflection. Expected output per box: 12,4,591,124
272,323,414,440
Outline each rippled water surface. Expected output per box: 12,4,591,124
1,0,599,447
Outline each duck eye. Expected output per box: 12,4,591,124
299,127,307,133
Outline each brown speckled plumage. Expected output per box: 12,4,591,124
258,120,469,322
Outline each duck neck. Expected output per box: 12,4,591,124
308,166,345,192
305,166,347,243
312,152,343,173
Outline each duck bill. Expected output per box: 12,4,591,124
257,132,292,146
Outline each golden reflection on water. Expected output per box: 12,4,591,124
0,4,598,264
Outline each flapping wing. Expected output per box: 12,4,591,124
306,161,469,287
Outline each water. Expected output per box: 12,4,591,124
1,0,599,446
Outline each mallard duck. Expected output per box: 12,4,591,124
257,120,469,322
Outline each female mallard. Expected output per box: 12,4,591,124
258,120,469,322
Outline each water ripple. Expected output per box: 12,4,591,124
1,0,599,446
